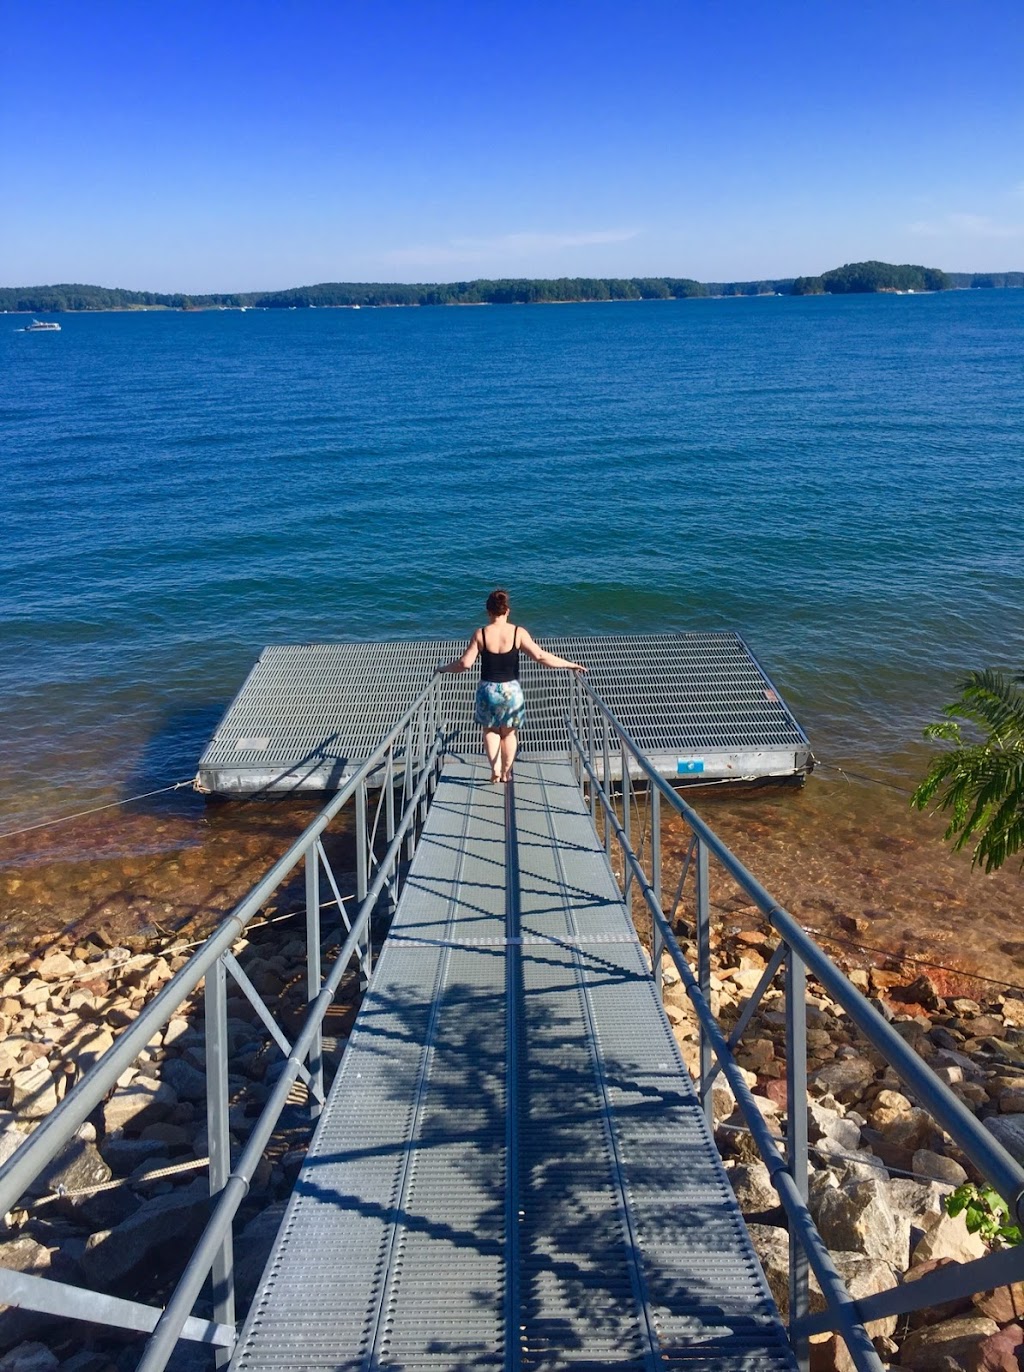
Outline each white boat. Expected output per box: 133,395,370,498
24,319,61,332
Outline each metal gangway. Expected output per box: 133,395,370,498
1,678,1022,1372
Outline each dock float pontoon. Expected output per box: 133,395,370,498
196,631,811,794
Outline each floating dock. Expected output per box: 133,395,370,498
196,631,811,795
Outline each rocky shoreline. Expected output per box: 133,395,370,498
660,921,1024,1372
1,906,1023,1371
0,904,359,1372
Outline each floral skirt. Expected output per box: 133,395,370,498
474,679,526,731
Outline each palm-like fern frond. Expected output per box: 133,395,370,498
911,670,1024,872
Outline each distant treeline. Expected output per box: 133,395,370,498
947,271,1024,289
2,263,1021,313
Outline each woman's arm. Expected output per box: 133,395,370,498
436,630,482,674
518,628,586,672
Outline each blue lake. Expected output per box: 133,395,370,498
2,290,1023,831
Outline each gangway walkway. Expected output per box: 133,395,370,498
231,758,796,1371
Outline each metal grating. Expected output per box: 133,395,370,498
197,633,811,793
230,759,796,1371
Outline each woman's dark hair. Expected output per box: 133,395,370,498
486,588,510,617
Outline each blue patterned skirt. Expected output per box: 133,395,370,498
474,679,526,730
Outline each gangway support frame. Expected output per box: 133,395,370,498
229,758,797,1371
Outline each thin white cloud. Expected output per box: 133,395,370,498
909,212,1022,240
384,228,641,268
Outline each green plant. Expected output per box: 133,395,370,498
945,1183,1022,1247
911,669,1024,872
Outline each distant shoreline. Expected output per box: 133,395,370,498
6,286,1022,318
4,262,1022,315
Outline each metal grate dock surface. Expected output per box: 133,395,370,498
230,759,796,1371
197,632,810,793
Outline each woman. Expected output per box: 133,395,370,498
437,588,586,783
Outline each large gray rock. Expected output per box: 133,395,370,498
911,1147,967,1188
9,1063,56,1120
911,1209,987,1266
829,1251,900,1339
983,1113,1024,1164
233,1203,287,1315
746,1223,792,1316
0,1040,31,1081
0,1131,24,1170
813,1179,910,1270
898,1313,999,1369
885,1177,949,1225
727,1161,780,1215
0,1239,49,1276
0,1344,60,1372
64,1026,114,1078
101,1075,177,1135
56,1353,115,1372
813,1135,888,1185
160,1057,207,1104
0,1239,51,1352
867,1103,937,1153
97,1136,168,1171
33,1138,111,1215
808,1102,863,1152
810,1058,875,1104
80,1181,209,1291
747,1223,897,1335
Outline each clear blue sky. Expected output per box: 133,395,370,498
4,0,1023,292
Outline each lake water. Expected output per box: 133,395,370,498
2,292,1022,978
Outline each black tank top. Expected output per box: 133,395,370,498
480,625,520,683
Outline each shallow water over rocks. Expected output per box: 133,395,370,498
1,767,1021,995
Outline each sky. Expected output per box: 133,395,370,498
3,0,1024,292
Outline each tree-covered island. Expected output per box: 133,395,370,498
2,263,1020,313
791,261,953,295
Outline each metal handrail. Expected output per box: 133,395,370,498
567,674,1024,1372
0,677,448,1369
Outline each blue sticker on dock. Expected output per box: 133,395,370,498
677,759,705,775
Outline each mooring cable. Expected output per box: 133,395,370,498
813,760,916,795
0,780,196,841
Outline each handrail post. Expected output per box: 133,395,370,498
416,700,429,828
429,679,439,778
574,675,585,791
305,846,324,1118
404,716,415,863
602,715,613,857
696,838,713,1125
385,750,398,908
578,675,585,785
356,780,370,988
587,695,598,824
425,698,434,805
651,786,663,1000
787,948,810,1371
204,956,234,1364
565,672,573,773
622,738,632,905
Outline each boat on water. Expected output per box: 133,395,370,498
24,319,61,332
